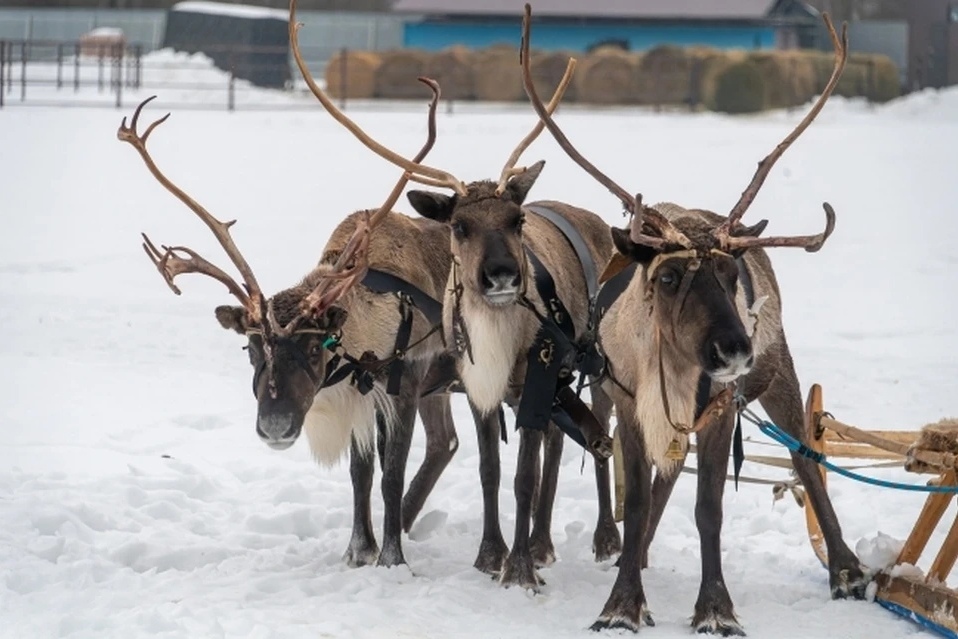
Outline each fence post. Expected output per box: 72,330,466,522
228,69,235,112
339,46,347,111
134,44,142,89
20,41,26,102
0,41,5,108
74,43,80,92
97,50,104,93
115,44,123,109
56,43,63,89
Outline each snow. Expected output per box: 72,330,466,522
2,50,958,639
171,1,289,21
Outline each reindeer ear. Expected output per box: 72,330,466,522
611,226,658,265
732,219,768,238
215,305,248,334
322,305,349,332
407,190,456,223
504,159,545,205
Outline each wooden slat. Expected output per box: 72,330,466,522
875,573,958,635
897,469,957,566
804,383,829,567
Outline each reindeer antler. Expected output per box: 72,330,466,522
118,96,264,322
289,0,466,197
519,4,691,251
297,76,444,330
494,56,576,196
713,13,847,253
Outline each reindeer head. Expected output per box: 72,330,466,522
520,3,845,384
118,16,443,450
407,162,544,306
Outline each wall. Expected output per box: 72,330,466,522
847,20,908,85
402,20,777,52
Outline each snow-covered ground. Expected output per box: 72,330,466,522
2,52,957,639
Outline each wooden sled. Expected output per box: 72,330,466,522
805,383,958,639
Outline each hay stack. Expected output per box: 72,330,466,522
374,49,433,99
833,52,900,102
473,45,524,102
748,50,817,109
713,58,767,114
690,48,746,110
529,50,578,103
635,45,696,106
324,50,381,100
574,47,641,105
423,46,476,101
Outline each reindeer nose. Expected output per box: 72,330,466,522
257,413,301,450
706,334,754,382
481,258,521,292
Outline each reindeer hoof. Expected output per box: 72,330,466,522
590,435,614,460
499,555,544,592
592,523,622,562
693,612,745,636
474,537,509,575
376,542,406,568
343,542,379,568
530,537,557,568
831,566,869,600
590,607,654,632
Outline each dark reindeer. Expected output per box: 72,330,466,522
290,0,620,591
521,4,867,634
117,79,473,568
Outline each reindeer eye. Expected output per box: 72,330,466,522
451,221,468,239
309,343,325,358
658,271,677,287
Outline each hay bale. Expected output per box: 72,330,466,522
473,45,524,102
905,418,958,474
867,54,901,102
423,46,476,101
529,50,578,103
808,50,900,102
374,49,433,99
747,50,818,109
574,47,641,105
324,50,381,100
713,59,767,114
688,48,744,110
635,45,696,106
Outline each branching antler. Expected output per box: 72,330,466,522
494,57,576,196
289,0,466,197
118,96,264,321
713,13,847,253
519,4,691,251
297,76,443,329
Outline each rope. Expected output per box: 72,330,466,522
739,407,958,494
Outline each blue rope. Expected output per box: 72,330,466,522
745,411,958,494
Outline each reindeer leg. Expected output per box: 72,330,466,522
377,372,420,568
471,400,509,575
756,341,867,599
500,426,545,591
530,421,562,567
344,437,379,567
402,393,459,533
589,382,622,562
592,410,654,630
641,464,681,569
692,412,744,636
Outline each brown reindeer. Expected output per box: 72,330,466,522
116,81,474,568
521,4,867,634
289,0,621,590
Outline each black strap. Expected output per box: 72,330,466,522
386,298,414,395
361,268,443,326
524,248,576,342
525,203,599,300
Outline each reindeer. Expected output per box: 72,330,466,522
289,0,621,590
116,79,475,569
521,4,867,633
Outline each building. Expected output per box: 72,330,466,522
392,0,821,53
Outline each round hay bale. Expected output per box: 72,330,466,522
748,50,817,109
866,54,901,102
423,46,476,101
689,48,746,111
635,45,695,106
473,45,524,102
574,47,641,105
834,52,900,102
324,50,381,100
713,59,767,114
374,49,433,99
529,50,578,103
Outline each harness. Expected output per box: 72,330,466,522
512,204,610,452
251,268,443,400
